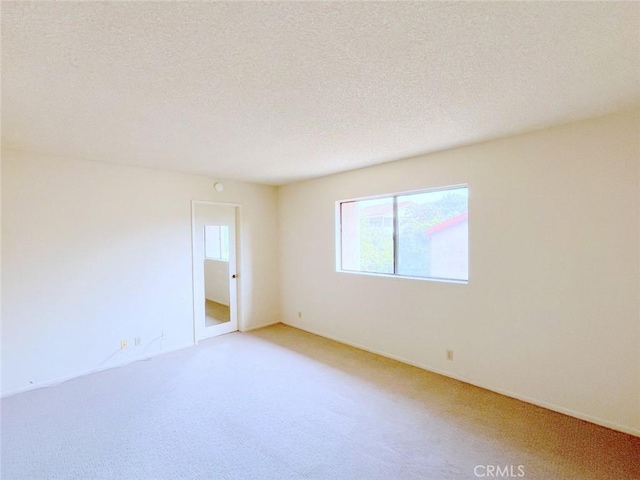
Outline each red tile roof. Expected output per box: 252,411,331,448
425,211,468,235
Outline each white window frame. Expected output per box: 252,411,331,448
335,184,469,284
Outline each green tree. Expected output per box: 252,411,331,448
360,222,393,273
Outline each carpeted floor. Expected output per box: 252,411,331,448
1,324,639,479
205,300,230,327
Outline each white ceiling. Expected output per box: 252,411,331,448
2,2,639,186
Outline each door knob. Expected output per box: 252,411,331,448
232,274,238,279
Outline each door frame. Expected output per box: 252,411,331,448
190,200,243,344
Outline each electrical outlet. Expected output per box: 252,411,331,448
121,340,128,350
298,311,302,319
134,337,141,346
446,349,454,361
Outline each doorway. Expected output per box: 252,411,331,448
191,201,240,342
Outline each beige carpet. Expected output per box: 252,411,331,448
2,324,638,479
205,299,230,326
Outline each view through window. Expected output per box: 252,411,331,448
204,225,230,261
339,186,468,282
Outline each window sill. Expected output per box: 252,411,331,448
336,269,468,284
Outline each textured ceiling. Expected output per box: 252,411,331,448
2,2,639,185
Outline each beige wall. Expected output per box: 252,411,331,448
205,259,230,305
1,150,279,396
278,110,640,435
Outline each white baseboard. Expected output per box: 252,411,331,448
282,321,640,438
3,323,281,398
240,320,281,333
1,342,195,399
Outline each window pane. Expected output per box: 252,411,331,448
341,198,394,274
205,225,230,261
220,226,230,260
397,187,468,280
204,226,222,259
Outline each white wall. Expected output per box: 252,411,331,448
278,110,640,435
1,150,279,396
205,259,230,305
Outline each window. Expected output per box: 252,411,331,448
339,185,468,282
204,225,230,260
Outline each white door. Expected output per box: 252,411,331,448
192,201,239,341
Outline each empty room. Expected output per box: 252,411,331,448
1,1,639,479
